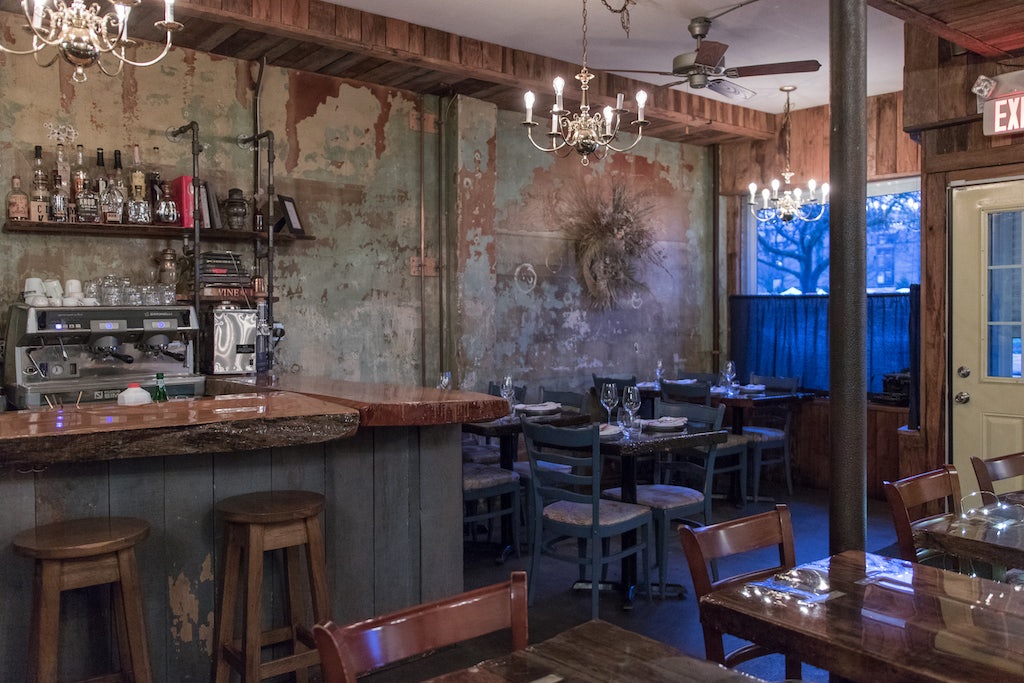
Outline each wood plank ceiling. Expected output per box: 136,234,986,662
2,1,1023,146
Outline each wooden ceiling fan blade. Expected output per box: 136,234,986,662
600,68,678,76
727,60,822,78
694,39,728,67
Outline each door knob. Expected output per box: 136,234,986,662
957,366,971,378
954,391,970,404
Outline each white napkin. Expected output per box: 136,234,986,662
514,401,560,412
641,416,688,430
740,384,766,393
599,423,622,438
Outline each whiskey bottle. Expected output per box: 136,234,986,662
126,183,152,224
69,144,90,211
30,145,50,221
53,143,70,193
75,181,99,223
128,144,146,199
100,149,126,223
49,173,69,222
6,175,29,221
93,148,107,196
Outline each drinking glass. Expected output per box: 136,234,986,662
436,371,451,391
723,360,736,386
600,382,619,425
500,375,516,416
654,359,664,388
622,385,641,420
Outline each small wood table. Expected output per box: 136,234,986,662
700,550,1024,682
711,390,814,434
424,619,764,682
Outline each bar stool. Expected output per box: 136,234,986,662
13,516,152,683
213,490,331,683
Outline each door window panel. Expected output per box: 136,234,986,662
987,210,1024,378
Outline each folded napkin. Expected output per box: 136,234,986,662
514,401,560,413
710,385,727,394
599,423,622,438
641,416,689,431
740,384,766,393
636,381,658,389
662,378,698,385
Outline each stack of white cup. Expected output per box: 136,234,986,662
63,279,84,306
23,278,47,307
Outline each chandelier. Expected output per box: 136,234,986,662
0,0,183,83
522,0,647,166
748,86,829,223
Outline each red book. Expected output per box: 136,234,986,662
171,175,198,228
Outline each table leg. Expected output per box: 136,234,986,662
620,455,638,609
497,434,520,562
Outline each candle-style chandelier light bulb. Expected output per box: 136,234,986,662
0,0,183,83
748,86,830,223
522,0,648,165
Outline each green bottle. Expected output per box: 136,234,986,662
153,373,168,402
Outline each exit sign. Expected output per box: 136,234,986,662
984,93,1024,136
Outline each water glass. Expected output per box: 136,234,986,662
436,371,452,390
500,375,516,416
159,283,177,305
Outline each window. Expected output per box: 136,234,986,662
744,177,921,294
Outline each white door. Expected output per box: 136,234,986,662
951,180,1024,493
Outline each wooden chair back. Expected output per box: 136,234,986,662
678,371,720,384
660,380,711,405
883,464,962,562
539,386,586,412
971,452,1024,494
592,374,637,396
678,504,798,676
749,373,799,392
521,420,603,522
488,381,527,403
654,400,724,432
313,571,528,682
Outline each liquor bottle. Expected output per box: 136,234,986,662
128,144,146,198
148,145,161,208
53,143,70,194
30,145,50,221
153,373,168,402
6,175,29,221
103,149,128,223
49,173,69,222
69,144,90,210
126,183,152,224
93,148,107,197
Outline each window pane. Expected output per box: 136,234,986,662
988,211,1022,267
988,267,1021,323
988,324,1023,378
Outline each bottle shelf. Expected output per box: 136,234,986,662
3,220,313,243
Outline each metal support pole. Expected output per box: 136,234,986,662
829,0,867,554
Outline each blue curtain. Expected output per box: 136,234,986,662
729,293,912,393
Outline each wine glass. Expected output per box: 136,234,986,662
622,385,641,421
723,360,736,387
436,371,451,390
500,375,516,416
600,383,619,425
654,359,664,388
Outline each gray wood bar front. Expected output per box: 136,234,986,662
0,384,505,681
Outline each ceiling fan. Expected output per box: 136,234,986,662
602,8,821,100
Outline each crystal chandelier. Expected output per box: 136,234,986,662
0,0,183,83
522,0,647,166
748,86,829,223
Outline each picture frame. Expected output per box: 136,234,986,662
276,195,305,236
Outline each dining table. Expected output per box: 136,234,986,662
600,425,728,605
424,619,764,682
912,495,1024,573
699,549,1024,682
637,381,813,434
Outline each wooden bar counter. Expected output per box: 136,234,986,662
0,378,506,681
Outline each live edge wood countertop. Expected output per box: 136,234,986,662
0,376,507,469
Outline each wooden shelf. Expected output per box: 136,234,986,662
3,220,313,243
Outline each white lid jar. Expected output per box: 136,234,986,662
117,383,154,406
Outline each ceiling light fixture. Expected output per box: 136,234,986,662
0,0,183,83
522,0,647,166
748,86,829,223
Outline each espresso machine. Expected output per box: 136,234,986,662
3,303,205,409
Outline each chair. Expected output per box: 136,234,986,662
678,504,801,680
521,419,652,619
538,385,587,412
592,374,637,397
603,401,724,596
971,452,1024,494
660,379,712,405
678,371,720,384
213,490,331,683
487,380,527,403
743,373,800,502
462,461,521,558
13,516,152,683
313,571,528,682
883,464,963,565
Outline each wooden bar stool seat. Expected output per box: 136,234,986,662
214,490,331,683
13,516,152,683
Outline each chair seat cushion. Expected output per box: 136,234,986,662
463,463,519,492
462,444,501,465
720,433,752,449
543,499,649,527
742,426,785,442
512,460,573,479
603,484,703,510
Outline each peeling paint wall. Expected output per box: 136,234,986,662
0,11,712,398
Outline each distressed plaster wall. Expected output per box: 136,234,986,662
453,101,714,400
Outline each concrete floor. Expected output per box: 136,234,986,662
365,484,899,682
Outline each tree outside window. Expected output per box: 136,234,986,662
751,186,921,294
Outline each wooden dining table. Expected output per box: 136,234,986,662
636,381,813,434
912,497,1024,571
424,619,764,682
700,550,1024,682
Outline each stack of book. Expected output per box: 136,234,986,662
198,251,250,288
